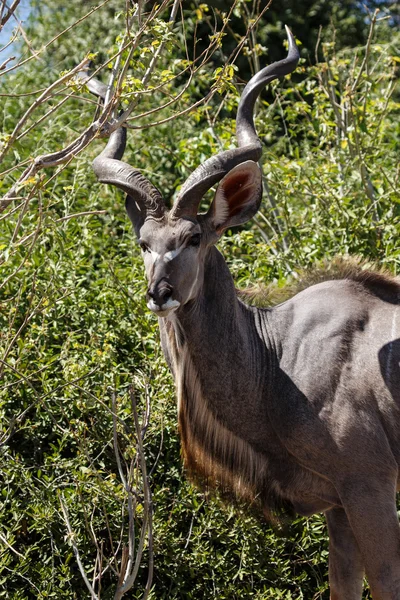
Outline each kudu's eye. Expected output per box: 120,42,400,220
188,233,201,247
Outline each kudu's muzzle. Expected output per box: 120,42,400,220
146,278,180,316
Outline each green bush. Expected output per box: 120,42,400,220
0,2,399,598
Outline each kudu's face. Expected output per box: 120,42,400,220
131,161,263,317
137,216,205,317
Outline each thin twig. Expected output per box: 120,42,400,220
60,496,98,600
0,531,25,558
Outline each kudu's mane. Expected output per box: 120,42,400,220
238,257,400,307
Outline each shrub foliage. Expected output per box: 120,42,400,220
0,1,399,598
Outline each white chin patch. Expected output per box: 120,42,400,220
147,297,181,317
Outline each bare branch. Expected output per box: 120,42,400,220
113,386,153,600
0,530,25,558
60,496,99,600
0,0,20,30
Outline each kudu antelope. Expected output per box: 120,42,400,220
89,27,400,599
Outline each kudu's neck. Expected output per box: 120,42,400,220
163,246,274,432
179,246,243,341
160,246,283,512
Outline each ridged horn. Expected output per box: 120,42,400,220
92,128,165,219
170,25,299,219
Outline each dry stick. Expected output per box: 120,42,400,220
0,55,15,70
126,461,137,595
126,86,219,129
0,1,174,210
58,387,124,579
351,9,379,93
0,111,109,211
0,532,25,559
111,392,129,492
0,199,24,221
0,0,20,29
55,210,108,223
60,496,98,600
10,181,33,242
368,54,396,146
0,158,31,179
348,92,378,218
2,566,41,596
135,4,254,129
0,84,49,97
71,383,133,436
0,357,71,445
349,16,380,219
15,15,41,60
78,0,172,130
15,92,74,141
114,387,153,600
104,4,141,107
0,33,17,59
80,0,171,100
253,214,276,253
0,190,42,294
380,165,398,195
125,72,193,124
124,6,246,127
138,384,154,600
0,268,76,385
2,0,228,198
111,390,136,598
317,41,350,201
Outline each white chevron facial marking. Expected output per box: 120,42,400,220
149,249,160,263
164,245,184,262
147,246,184,265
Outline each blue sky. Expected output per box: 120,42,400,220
1,0,32,64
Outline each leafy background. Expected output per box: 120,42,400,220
0,0,399,598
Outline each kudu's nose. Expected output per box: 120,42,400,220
147,280,174,308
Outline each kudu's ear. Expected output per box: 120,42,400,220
125,195,145,237
206,161,262,235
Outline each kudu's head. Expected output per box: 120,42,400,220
92,27,299,317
